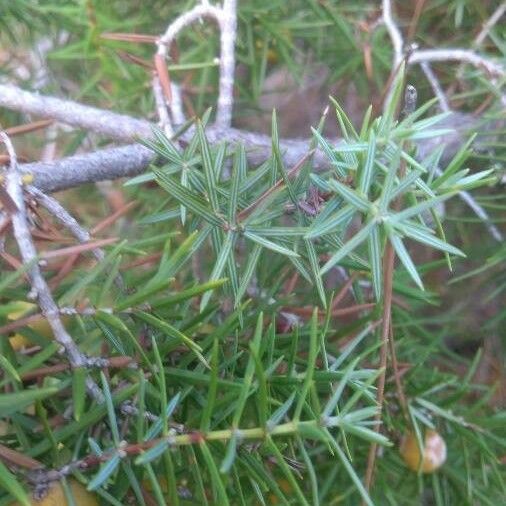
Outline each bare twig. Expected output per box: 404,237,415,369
382,0,403,67
216,0,237,127
473,2,506,48
364,85,414,496
20,144,155,193
28,186,128,289
156,0,237,127
152,74,173,137
27,186,105,262
156,3,222,59
452,2,506,108
0,84,153,141
381,0,505,78
1,131,104,402
409,48,505,77
379,0,504,243
170,83,186,125
420,62,450,111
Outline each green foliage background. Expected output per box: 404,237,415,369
0,1,505,505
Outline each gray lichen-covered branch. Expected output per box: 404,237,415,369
1,131,105,403
0,84,491,194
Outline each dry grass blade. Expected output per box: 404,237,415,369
91,201,138,235
0,250,24,271
40,237,118,259
331,273,359,310
283,302,375,318
154,53,173,103
116,50,154,70
20,356,135,382
0,444,43,470
4,119,53,137
0,311,45,335
120,252,162,270
48,252,80,290
100,32,158,43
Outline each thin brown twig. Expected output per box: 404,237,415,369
0,312,47,335
120,252,163,270
100,32,158,43
363,83,415,497
0,444,43,471
283,272,300,295
388,320,409,419
237,150,313,222
377,55,408,113
154,53,173,104
364,238,395,493
0,213,11,236
281,302,375,319
30,228,71,244
116,50,154,70
4,119,54,137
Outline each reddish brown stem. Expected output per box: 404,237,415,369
388,320,409,419
364,240,395,493
331,273,359,310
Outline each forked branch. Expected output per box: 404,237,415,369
1,131,104,403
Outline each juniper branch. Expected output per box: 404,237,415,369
0,84,491,189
